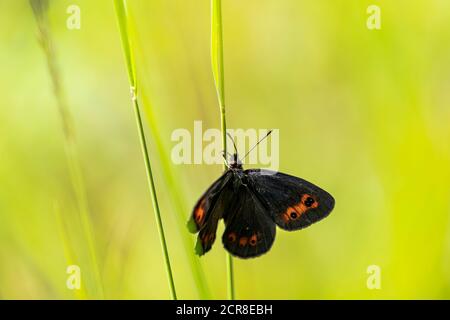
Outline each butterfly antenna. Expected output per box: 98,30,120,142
226,132,238,155
242,130,273,161
222,150,233,163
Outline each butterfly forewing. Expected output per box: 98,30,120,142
246,169,335,231
188,171,234,255
188,171,232,233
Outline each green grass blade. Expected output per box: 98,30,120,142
140,90,211,299
53,201,88,299
211,0,226,110
211,0,235,300
113,0,177,300
113,0,136,88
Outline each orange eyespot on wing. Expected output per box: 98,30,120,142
301,194,319,209
282,194,318,222
193,199,206,225
249,234,258,246
233,233,259,248
239,237,248,247
227,232,237,243
188,198,209,234
195,228,218,256
201,232,215,244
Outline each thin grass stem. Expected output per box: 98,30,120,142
127,5,211,299
140,91,210,299
113,0,177,300
211,0,235,300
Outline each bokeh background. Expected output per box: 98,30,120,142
1,0,450,299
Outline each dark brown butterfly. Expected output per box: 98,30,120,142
187,132,335,258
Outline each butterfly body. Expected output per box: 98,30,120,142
188,153,335,259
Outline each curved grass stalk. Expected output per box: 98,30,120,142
114,0,176,300
211,0,235,300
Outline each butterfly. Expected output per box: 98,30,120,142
187,131,335,259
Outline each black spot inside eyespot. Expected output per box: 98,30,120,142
304,197,315,207
290,211,298,219
250,239,256,245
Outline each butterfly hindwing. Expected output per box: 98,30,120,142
246,169,335,231
222,185,276,258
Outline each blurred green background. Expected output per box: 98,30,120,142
1,0,450,299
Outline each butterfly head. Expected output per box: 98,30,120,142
224,130,273,170
228,153,243,170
